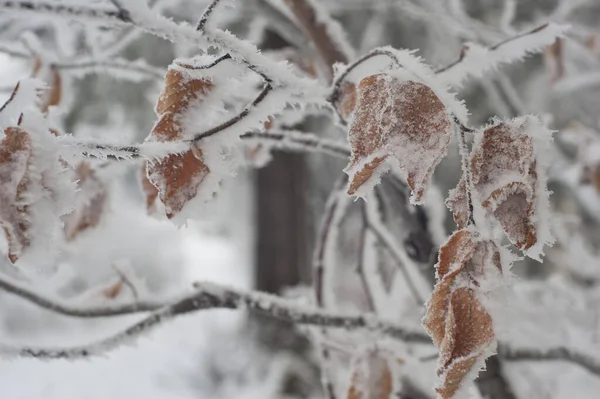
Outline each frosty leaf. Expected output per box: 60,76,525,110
145,68,213,219
544,38,564,84
345,73,452,203
31,56,62,112
139,160,159,214
470,117,553,256
347,350,394,399
64,162,107,241
0,127,33,263
436,288,494,399
102,279,124,299
423,230,502,398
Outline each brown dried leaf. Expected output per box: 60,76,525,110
32,57,62,112
471,121,538,250
64,162,107,241
345,73,451,202
0,127,33,263
146,69,213,219
347,352,394,399
446,177,469,229
338,81,357,120
102,279,124,299
140,160,159,214
544,38,564,84
436,288,494,399
423,230,500,398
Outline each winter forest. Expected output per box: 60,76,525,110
2,0,600,398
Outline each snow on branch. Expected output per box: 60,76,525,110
0,280,431,359
436,22,570,87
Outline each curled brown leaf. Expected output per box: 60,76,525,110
471,121,538,250
64,162,107,241
423,230,500,398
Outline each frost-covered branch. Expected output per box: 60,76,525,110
192,83,273,141
283,0,352,79
57,129,349,161
436,22,570,87
364,193,430,305
0,42,29,58
240,130,349,159
0,273,162,317
0,0,318,93
0,280,430,359
54,58,164,81
196,0,223,31
500,345,600,377
0,0,132,24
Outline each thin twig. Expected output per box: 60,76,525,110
240,130,350,159
499,344,600,377
0,43,29,58
313,180,347,399
54,59,164,80
190,83,274,142
0,1,132,23
0,274,161,317
453,116,476,226
364,192,426,305
175,53,232,70
196,0,223,31
328,48,400,106
283,0,350,81
57,128,349,161
356,202,377,312
434,23,556,74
